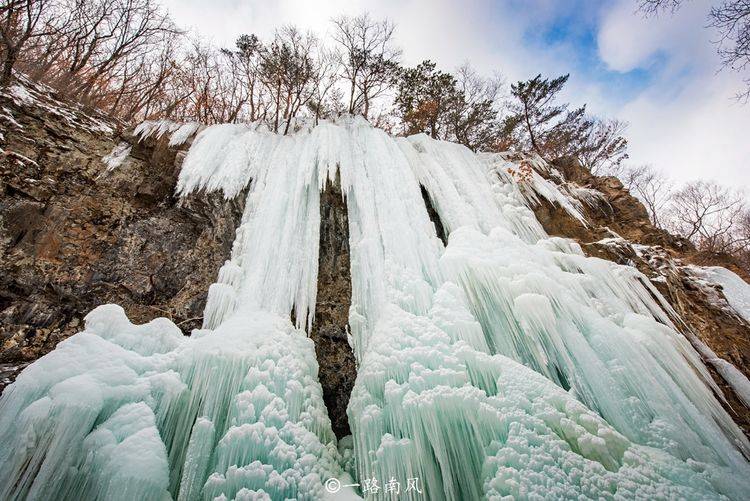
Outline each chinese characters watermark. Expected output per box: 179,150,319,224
325,475,423,497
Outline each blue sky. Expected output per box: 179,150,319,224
161,0,749,188
526,4,658,103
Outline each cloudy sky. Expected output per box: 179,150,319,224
160,0,749,188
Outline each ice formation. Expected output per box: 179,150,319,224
103,142,132,170
692,266,750,325
132,119,202,146
1,116,749,500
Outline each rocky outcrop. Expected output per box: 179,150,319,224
532,157,692,252
0,84,246,391
311,179,357,438
542,157,749,280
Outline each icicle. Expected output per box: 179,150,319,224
102,142,131,171
217,261,245,289
133,120,182,142
202,283,238,330
169,122,201,146
2,117,748,501
177,417,215,501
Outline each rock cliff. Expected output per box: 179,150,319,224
0,82,246,390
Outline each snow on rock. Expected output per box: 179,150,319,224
1,116,749,500
102,142,132,171
695,266,750,324
682,266,750,407
484,152,594,227
0,106,23,129
1,76,113,134
594,239,750,413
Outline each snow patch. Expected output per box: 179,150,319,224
699,266,750,324
102,142,132,170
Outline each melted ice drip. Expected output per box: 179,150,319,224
0,117,748,500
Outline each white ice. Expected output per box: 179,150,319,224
698,266,750,324
1,117,748,500
102,142,132,171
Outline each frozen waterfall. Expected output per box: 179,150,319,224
1,117,748,500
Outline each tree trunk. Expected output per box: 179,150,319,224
348,80,356,114
523,103,540,155
1,49,18,87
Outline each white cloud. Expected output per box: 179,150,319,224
160,0,513,68
597,0,711,73
617,74,750,186
597,0,749,188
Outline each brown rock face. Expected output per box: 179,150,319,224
311,179,357,438
535,156,750,435
546,157,749,282
534,157,693,251
0,89,246,392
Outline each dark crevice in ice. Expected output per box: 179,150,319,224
420,185,448,246
311,177,357,438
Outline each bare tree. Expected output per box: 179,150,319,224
710,1,750,100
306,46,341,124
449,64,505,151
178,39,240,124
0,0,637,164
257,26,325,134
88,23,340,127
619,165,672,227
735,211,750,269
665,181,748,252
232,34,265,122
67,0,178,102
5,0,182,118
127,34,183,120
638,0,682,14
578,118,629,174
331,13,400,120
0,0,52,86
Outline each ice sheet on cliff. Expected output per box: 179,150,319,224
1,116,749,500
692,265,750,325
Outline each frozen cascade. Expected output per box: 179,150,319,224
0,116,749,500
0,304,339,501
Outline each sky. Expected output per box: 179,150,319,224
160,0,749,188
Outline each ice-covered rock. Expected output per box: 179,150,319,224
1,116,748,500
